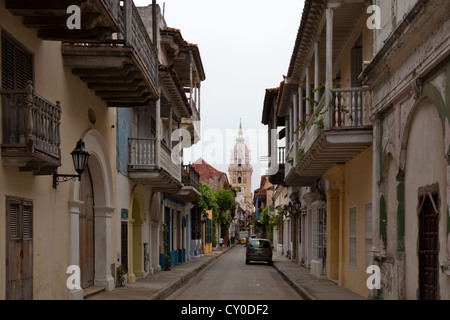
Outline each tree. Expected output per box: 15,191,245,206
196,183,217,212
214,188,236,236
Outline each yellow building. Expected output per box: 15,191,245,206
202,210,213,255
264,0,374,298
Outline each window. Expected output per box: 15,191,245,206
365,204,373,268
312,206,326,261
238,177,242,184
1,31,33,90
7,197,33,240
349,207,357,268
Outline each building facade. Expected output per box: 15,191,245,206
115,3,205,285
0,0,148,299
363,0,450,300
262,0,450,300
0,0,205,300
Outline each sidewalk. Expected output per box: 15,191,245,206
86,246,235,300
86,245,365,300
271,252,366,300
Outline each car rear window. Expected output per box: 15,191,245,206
250,240,271,249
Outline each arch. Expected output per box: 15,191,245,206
128,186,145,282
68,129,115,299
399,95,445,176
402,98,446,299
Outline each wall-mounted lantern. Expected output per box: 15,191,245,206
53,139,90,188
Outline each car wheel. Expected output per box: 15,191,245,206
268,261,273,266
245,260,250,265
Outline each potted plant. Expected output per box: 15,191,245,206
162,224,171,271
117,264,126,287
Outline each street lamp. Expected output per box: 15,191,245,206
53,139,90,188
287,202,293,214
294,199,301,213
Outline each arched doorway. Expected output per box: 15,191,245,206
68,129,115,299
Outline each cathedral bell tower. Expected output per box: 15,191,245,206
228,120,253,207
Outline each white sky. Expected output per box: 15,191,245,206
133,0,304,192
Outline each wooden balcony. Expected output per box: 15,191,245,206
1,82,61,175
293,87,373,185
5,0,120,42
128,138,182,194
61,1,159,107
175,165,201,202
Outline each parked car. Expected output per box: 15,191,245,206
245,239,273,265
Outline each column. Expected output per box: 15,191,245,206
93,206,115,291
68,200,83,300
314,41,320,104
325,7,334,129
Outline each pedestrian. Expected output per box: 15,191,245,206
219,237,223,250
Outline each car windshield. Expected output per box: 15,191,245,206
250,240,270,249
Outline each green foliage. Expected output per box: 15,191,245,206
117,264,126,286
162,223,171,270
196,183,218,212
294,79,350,135
214,188,235,232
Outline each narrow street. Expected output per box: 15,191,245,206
166,245,303,300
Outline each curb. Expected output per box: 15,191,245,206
272,262,316,301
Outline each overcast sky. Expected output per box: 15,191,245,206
134,0,304,192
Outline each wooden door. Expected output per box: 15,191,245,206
121,222,128,273
6,197,33,300
79,166,95,289
419,193,439,300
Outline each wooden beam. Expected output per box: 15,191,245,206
23,13,101,29
38,27,113,41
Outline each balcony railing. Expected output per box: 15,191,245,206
182,165,200,191
331,88,372,128
291,87,373,185
128,138,157,169
119,2,158,86
128,138,182,183
1,81,61,172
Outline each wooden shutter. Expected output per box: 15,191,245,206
1,31,33,90
6,197,33,300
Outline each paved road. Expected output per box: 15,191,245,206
166,245,303,300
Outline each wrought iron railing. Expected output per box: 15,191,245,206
182,164,200,190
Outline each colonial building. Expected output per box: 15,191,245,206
263,0,374,298
262,0,450,300
192,158,230,192
0,0,151,299
0,0,205,300
253,175,274,239
192,158,231,254
115,2,205,286
363,0,450,300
